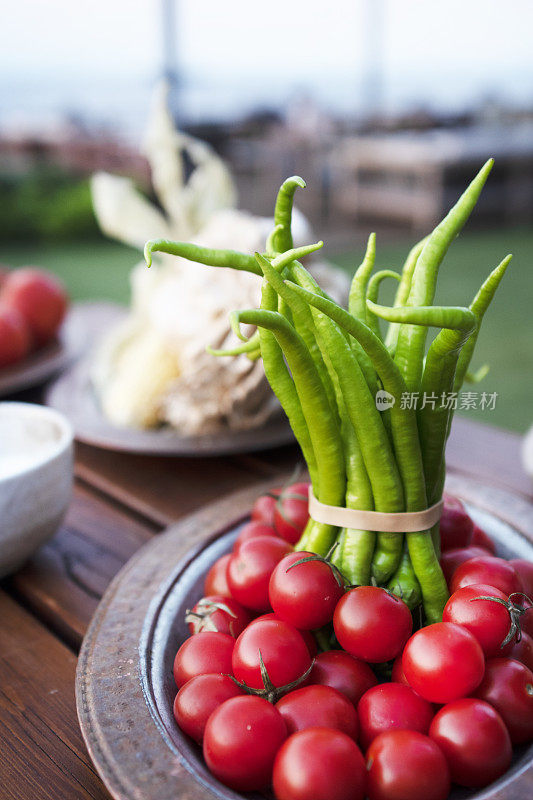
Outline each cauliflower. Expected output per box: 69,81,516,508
90,83,349,433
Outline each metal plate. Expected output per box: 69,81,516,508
45,305,293,457
76,474,533,800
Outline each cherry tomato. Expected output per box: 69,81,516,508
0,305,31,367
357,682,434,749
272,727,366,800
474,657,533,743
269,551,345,630
253,612,318,657
391,657,431,702
251,488,281,526
274,482,310,544
509,558,533,596
402,622,484,703
439,494,474,551
334,586,412,663
2,267,68,346
391,655,409,686
287,481,311,495
523,614,533,639
439,546,492,585
276,685,359,740
429,698,512,787
232,618,311,691
203,553,232,597
186,594,251,638
366,730,450,800
203,695,287,791
233,520,282,550
173,632,234,689
300,628,318,657
450,555,521,595
304,650,377,706
173,673,243,742
0,265,10,290
508,630,533,671
471,523,497,554
227,536,292,612
442,583,515,657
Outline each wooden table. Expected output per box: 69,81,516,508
1,410,531,800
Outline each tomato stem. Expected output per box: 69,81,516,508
469,594,529,648
286,545,347,589
228,652,315,704
184,599,238,633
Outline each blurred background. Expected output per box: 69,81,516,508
1,0,532,431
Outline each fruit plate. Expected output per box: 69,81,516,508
75,474,533,800
0,301,110,398
45,304,293,457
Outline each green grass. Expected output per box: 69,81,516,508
2,237,140,306
2,226,532,433
330,226,533,434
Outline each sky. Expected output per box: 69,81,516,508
2,0,533,132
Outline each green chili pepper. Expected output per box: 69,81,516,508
419,312,477,504
367,301,477,334
268,181,340,420
290,261,379,397
272,176,306,254
288,285,425,508
269,245,340,420
277,274,405,583
366,269,401,340
464,365,490,384
270,242,324,269
264,179,339,548
384,236,429,354
430,254,513,507
346,233,381,393
266,224,285,257
144,239,262,275
287,284,449,620
255,253,354,557
393,159,494,392
257,251,341,431
262,255,377,582
369,300,476,507
235,304,346,555
207,330,261,357
349,233,376,319
340,415,376,586
258,281,319,491
454,255,512,392
387,542,422,610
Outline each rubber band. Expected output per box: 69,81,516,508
308,488,443,532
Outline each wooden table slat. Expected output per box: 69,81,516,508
8,483,156,650
0,591,111,800
75,443,282,527
74,418,532,532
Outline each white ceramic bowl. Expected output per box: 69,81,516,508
0,402,73,578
